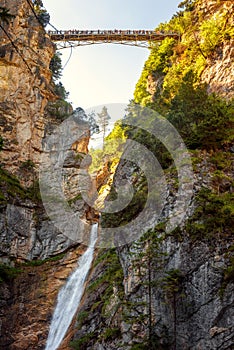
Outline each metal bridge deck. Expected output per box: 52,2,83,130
48,30,180,49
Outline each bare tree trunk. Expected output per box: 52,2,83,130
148,257,152,348
173,292,177,350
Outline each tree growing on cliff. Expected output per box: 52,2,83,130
0,7,15,24
33,0,50,27
129,227,166,349
97,106,111,149
73,108,99,135
49,52,70,101
178,0,195,11
162,269,184,350
0,136,3,151
49,52,63,81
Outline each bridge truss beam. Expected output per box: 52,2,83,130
48,30,180,49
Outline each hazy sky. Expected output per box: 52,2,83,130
43,0,180,109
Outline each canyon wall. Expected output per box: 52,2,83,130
0,0,233,349
0,0,54,176
0,1,91,348
70,0,234,349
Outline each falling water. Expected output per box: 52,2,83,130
45,223,98,350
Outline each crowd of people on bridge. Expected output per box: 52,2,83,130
48,29,177,36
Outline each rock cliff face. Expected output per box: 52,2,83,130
0,1,92,348
0,245,89,350
0,0,55,178
69,0,234,349
0,0,233,349
145,0,234,101
0,0,88,262
198,0,234,98
70,155,233,350
0,0,95,261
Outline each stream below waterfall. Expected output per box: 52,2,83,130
45,223,98,350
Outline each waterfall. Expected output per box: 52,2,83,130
45,223,98,350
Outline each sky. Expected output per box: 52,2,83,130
43,0,180,110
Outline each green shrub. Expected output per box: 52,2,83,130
22,253,66,267
0,136,3,151
130,343,148,350
223,262,234,284
20,160,35,170
70,332,95,350
77,311,89,326
0,264,22,283
0,167,27,200
68,193,83,206
186,188,234,239
101,327,121,341
162,269,183,297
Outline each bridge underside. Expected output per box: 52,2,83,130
48,32,179,49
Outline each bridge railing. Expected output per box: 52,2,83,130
47,30,180,48
48,29,180,39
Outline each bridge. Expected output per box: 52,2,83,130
48,30,180,49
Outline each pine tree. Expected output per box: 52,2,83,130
0,7,15,24
97,106,111,149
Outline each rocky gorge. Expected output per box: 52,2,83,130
0,0,234,349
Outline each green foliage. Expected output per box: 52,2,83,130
97,106,111,146
20,160,35,170
49,54,71,120
46,99,72,121
162,269,183,297
167,72,234,150
223,257,234,284
72,249,124,348
50,52,63,81
33,0,50,27
88,249,123,294
0,264,22,283
101,171,148,228
0,167,42,203
54,81,69,100
70,332,95,350
68,193,83,206
89,148,104,173
27,179,41,202
130,344,146,350
186,188,234,240
151,38,177,74
130,333,168,349
199,13,234,56
0,136,3,151
220,247,234,297
0,167,27,203
199,18,222,56
22,253,66,267
133,0,234,125
76,311,89,326
134,38,176,105
87,248,124,317
129,225,166,282
195,95,234,149
0,7,15,24
89,121,126,173
33,0,43,6
178,0,196,11
124,225,167,346
101,327,121,341
125,124,173,169
209,151,233,171
73,108,99,135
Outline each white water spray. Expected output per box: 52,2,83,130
45,223,98,350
